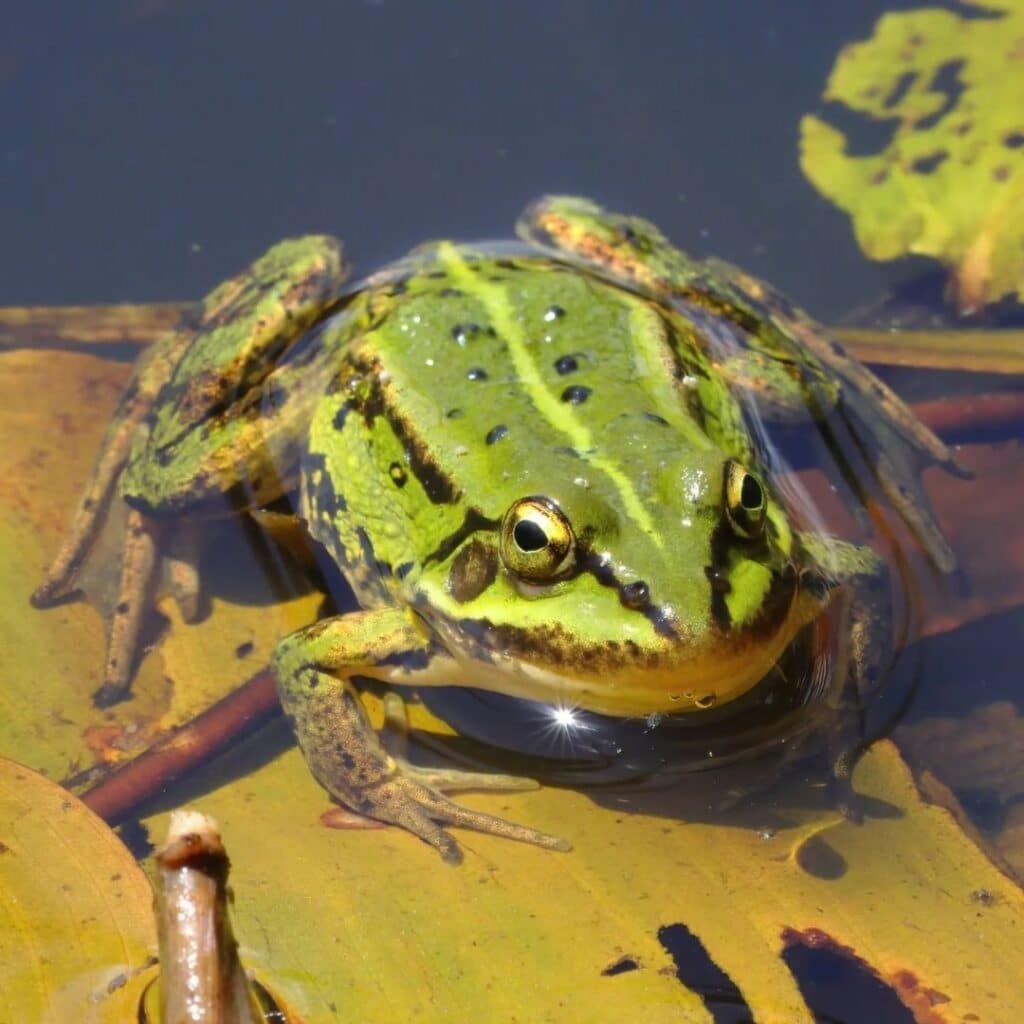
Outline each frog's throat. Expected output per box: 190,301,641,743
407,583,821,718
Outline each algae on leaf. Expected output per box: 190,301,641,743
800,1,1024,312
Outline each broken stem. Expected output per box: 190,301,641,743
154,810,260,1024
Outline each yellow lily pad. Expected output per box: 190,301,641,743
0,346,320,779
799,1,1024,312
0,757,155,1022
135,737,1024,1023
3,343,1024,1021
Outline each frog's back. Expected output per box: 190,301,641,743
302,245,749,588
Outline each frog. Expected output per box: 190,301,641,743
32,196,966,864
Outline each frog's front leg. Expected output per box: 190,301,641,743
273,607,571,864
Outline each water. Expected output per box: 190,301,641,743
3,1,931,315
2,3,1022,1022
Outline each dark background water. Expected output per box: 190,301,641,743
3,0,935,318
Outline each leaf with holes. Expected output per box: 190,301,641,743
799,1,1024,313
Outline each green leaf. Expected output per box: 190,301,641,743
799,1,1024,312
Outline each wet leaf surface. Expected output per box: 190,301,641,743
2,345,1024,1021
800,1,1024,312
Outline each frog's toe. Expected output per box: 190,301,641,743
30,577,72,609
362,774,570,864
401,762,540,794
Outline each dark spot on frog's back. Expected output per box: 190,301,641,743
486,424,509,445
554,354,579,375
451,323,483,345
561,385,592,405
448,538,499,603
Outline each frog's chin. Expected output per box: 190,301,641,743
416,591,818,719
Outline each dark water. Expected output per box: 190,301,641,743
3,4,1021,1023
4,0,932,317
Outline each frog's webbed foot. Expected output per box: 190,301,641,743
355,773,570,866
376,698,561,863
92,507,163,707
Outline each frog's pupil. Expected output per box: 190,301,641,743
514,520,548,552
740,475,763,510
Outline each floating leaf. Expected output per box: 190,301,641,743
800,1,1024,312
0,758,155,1022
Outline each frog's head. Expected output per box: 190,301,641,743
417,445,825,718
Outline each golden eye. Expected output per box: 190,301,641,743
500,496,576,584
724,460,767,539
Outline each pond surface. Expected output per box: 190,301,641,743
4,0,935,315
1,3,1022,1023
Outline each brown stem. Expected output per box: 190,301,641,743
0,302,192,349
79,670,278,825
834,326,1024,376
154,811,260,1024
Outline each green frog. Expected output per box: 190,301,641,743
33,197,964,863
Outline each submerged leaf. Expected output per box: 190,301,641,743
800,2,1024,312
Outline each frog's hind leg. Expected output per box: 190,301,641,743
33,236,348,706
31,346,178,608
94,508,162,706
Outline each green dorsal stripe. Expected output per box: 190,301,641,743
438,243,663,550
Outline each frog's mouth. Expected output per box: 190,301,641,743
416,564,814,719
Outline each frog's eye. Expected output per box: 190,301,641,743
723,461,767,539
500,496,577,584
